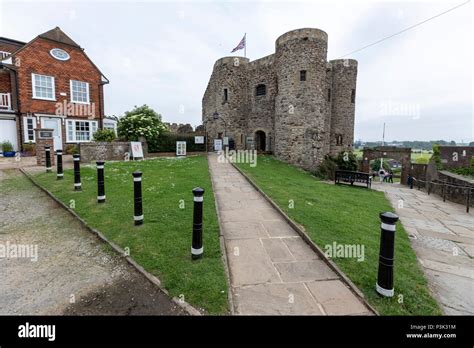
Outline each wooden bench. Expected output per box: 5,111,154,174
335,170,372,189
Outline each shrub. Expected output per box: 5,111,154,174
334,151,358,171
431,144,442,169
1,141,14,152
117,105,167,141
93,129,116,142
370,158,391,172
315,155,337,180
65,144,79,155
23,142,36,156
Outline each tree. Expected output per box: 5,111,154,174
117,105,166,141
370,158,390,172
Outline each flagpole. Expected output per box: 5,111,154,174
244,33,246,58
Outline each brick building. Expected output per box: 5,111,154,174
203,28,357,171
0,27,109,152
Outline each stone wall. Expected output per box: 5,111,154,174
439,146,473,168
79,142,130,163
429,171,474,207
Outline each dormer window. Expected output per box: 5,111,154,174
256,84,266,96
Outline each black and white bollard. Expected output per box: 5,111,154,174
73,154,81,191
132,171,143,225
56,150,63,179
96,161,105,203
376,212,399,297
191,187,205,260
45,146,52,173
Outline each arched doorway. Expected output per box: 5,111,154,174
255,130,266,151
361,146,411,185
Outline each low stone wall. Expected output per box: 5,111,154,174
430,171,474,207
79,142,130,163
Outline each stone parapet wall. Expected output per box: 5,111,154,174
79,142,130,163
429,171,473,206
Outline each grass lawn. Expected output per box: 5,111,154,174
236,156,441,315
32,155,229,314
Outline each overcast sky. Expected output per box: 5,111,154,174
0,0,472,142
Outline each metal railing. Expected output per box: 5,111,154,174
0,93,11,110
410,176,473,213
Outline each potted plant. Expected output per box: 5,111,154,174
1,141,16,157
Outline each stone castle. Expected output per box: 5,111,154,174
202,28,358,170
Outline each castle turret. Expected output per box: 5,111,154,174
202,56,249,149
274,28,330,170
328,59,358,155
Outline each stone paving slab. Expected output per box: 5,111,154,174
208,153,372,315
373,182,474,315
306,280,371,315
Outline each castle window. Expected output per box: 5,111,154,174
351,89,356,103
256,84,266,96
300,70,307,81
327,89,331,102
223,88,228,102
336,134,343,146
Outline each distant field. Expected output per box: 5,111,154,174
353,149,432,164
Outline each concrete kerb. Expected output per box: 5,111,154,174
19,168,202,316
231,163,379,316
206,156,235,315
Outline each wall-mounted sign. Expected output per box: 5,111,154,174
214,139,222,151
223,137,229,146
39,131,53,139
50,48,70,61
176,141,186,156
130,141,144,159
246,137,254,144
194,136,204,144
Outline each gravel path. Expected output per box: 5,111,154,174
0,169,185,315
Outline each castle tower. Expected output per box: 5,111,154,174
202,56,249,150
329,59,358,156
274,28,331,170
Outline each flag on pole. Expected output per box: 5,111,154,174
231,34,246,53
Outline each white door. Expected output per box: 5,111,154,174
41,118,62,151
0,119,18,151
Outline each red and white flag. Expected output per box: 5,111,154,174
231,34,246,53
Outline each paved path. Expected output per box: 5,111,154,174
0,169,185,315
373,182,474,315
208,153,372,315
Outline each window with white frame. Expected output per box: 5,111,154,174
0,51,11,59
66,120,98,142
70,80,90,104
32,74,55,100
103,120,117,134
23,117,36,142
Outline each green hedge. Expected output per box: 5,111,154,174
148,132,205,152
